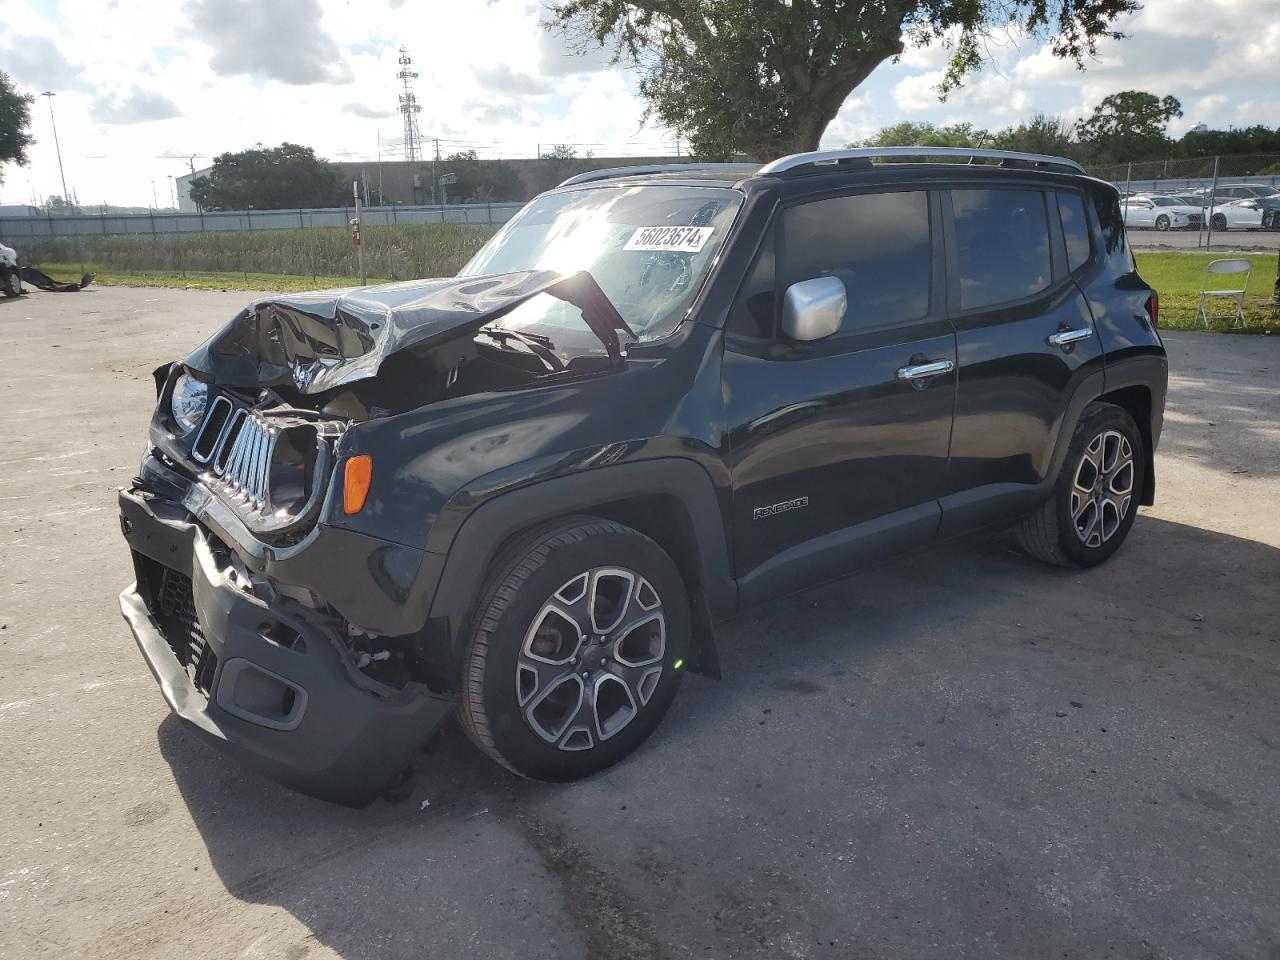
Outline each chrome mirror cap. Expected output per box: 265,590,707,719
781,276,846,341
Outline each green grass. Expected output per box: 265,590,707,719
29,234,1280,331
36,263,390,293
23,222,496,285
1135,252,1277,331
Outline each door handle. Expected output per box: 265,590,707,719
1047,327,1093,348
896,358,955,381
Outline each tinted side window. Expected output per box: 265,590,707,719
952,189,1051,310
782,191,930,331
1057,192,1091,272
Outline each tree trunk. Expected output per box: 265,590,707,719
753,42,904,162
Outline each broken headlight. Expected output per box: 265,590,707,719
170,371,208,434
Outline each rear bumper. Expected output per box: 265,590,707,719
119,487,453,806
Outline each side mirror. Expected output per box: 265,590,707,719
781,276,846,341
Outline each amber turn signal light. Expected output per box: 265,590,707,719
343,455,373,515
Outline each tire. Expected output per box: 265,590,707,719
458,515,690,780
1155,214,1170,231
2,267,21,298
1211,213,1228,231
1017,402,1145,569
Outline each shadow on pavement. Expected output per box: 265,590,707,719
158,515,1280,960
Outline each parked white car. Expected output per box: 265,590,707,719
1208,200,1264,232
1211,183,1280,202
0,242,23,297
1122,196,1198,231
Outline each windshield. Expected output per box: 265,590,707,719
461,184,742,342
1151,197,1183,206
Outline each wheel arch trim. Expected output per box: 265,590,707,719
426,458,737,677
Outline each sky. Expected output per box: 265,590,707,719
0,0,1277,208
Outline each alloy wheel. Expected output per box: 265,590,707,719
1070,430,1134,548
516,567,666,752
4,271,19,296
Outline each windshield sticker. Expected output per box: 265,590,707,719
624,225,715,253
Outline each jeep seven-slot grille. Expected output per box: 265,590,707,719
154,567,218,696
194,403,276,512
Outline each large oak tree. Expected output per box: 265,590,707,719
548,0,1139,160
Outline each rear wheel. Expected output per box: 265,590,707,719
1017,402,1145,568
458,516,689,780
2,268,21,298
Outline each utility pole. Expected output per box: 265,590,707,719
41,92,72,212
1205,155,1220,250
376,132,384,206
432,137,440,205
188,156,201,213
351,180,366,286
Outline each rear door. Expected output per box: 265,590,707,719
722,187,956,595
937,184,1104,537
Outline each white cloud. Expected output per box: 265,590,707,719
184,0,353,85
92,89,183,125
0,33,90,92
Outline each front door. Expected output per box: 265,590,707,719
722,188,956,598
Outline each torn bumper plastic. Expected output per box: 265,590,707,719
119,487,453,806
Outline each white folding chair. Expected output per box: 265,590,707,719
1196,258,1252,328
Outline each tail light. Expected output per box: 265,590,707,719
1145,292,1159,328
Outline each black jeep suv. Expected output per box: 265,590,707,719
119,148,1167,804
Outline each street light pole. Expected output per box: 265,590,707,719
41,92,72,212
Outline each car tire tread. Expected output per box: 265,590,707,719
458,515,648,777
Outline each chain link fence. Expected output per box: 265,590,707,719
1084,153,1280,197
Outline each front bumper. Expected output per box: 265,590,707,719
119,486,453,806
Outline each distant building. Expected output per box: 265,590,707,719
173,167,211,213
0,204,40,218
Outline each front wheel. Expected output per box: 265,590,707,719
459,516,689,780
1155,214,1171,231
2,268,21,298
1211,213,1228,231
1017,402,1145,568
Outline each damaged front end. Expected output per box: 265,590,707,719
119,269,633,804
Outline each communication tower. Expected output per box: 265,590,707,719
397,46,423,163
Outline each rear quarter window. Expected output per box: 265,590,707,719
1090,188,1136,276
1057,192,1092,272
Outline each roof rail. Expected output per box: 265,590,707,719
558,163,759,188
758,147,1085,176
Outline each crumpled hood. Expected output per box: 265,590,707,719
184,269,632,395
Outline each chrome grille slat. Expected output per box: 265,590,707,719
213,409,247,475
206,407,273,513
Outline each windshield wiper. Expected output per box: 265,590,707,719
480,329,566,372
546,272,638,365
